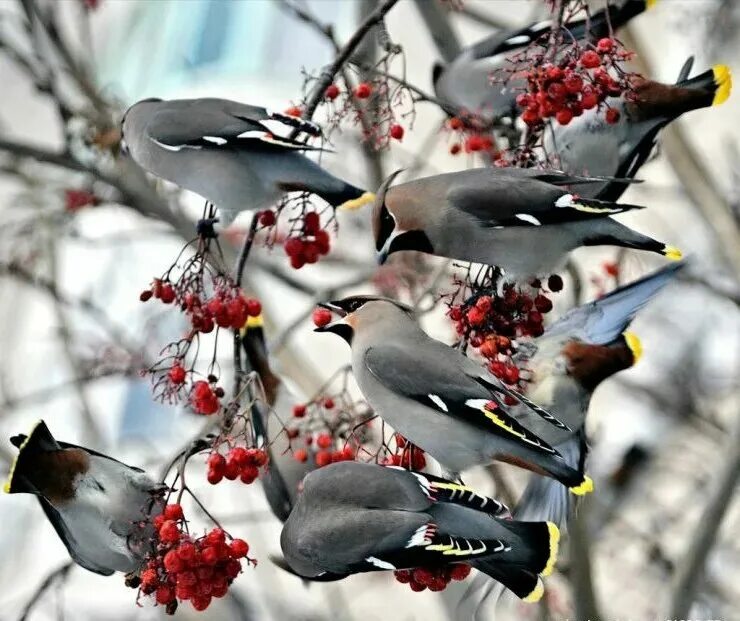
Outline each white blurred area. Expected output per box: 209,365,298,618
0,1,737,620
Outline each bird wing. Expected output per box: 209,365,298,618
445,169,643,227
363,344,561,456
144,98,324,152
545,262,684,344
39,497,115,576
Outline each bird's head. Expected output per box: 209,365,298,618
559,331,641,392
372,169,434,264
120,97,163,155
313,295,413,344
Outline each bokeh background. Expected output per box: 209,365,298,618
0,0,738,620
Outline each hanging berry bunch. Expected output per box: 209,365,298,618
381,433,427,471
205,445,269,486
284,364,374,467
444,116,501,159
139,214,262,408
445,265,564,394
303,43,416,151
394,563,472,593
255,192,334,270
135,503,255,614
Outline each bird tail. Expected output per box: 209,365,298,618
514,434,585,527
675,64,732,109
472,520,560,602
240,314,271,444
583,218,683,261
585,0,655,39
5,420,60,494
584,262,685,346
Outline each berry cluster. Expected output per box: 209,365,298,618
323,82,406,142
382,433,427,470
206,446,268,485
137,504,254,614
190,377,224,416
446,268,563,391
511,37,634,128
444,116,500,158
255,194,335,270
394,563,472,592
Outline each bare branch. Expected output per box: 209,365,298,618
18,562,73,621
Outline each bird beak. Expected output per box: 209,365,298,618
313,302,348,333
120,139,129,155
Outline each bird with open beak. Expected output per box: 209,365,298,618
4,421,164,575
280,461,560,602
314,295,592,494
511,262,685,525
240,314,315,522
371,167,681,285
121,97,374,225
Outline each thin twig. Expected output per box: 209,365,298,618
18,562,73,621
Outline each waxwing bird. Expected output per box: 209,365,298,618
241,314,315,522
546,59,732,201
121,98,374,225
280,461,560,602
315,295,593,494
4,421,163,575
513,262,685,525
433,0,655,122
373,167,681,283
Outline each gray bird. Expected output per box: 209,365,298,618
546,60,732,201
4,421,163,575
280,461,559,602
513,262,684,525
432,0,654,123
315,296,593,494
121,98,375,225
373,167,681,283
240,314,315,522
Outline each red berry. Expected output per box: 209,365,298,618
201,546,219,566
140,290,153,302
284,237,303,257
229,447,249,467
603,261,620,278
141,567,158,586
325,83,340,100
175,583,194,600
516,93,532,108
294,448,308,463
580,50,601,69
605,108,621,124
304,211,320,235
312,307,332,328
164,503,184,521
413,568,435,586
246,298,261,317
504,365,520,384
581,91,598,110
225,559,242,579
207,452,225,473
564,75,583,93
466,307,485,326
224,459,240,481
159,520,180,544
240,465,259,484
450,564,472,581
323,398,335,409
428,577,447,592
258,209,276,226
315,229,331,255
160,284,176,304
546,65,564,81
547,274,564,291
534,294,553,313
395,569,412,583
177,542,197,563
449,143,461,155
153,514,165,529
547,82,567,102
292,404,307,418
521,108,541,126
156,585,175,605
479,338,498,359
390,124,404,141
211,580,228,599
206,528,226,546
168,364,186,385
475,296,492,312
315,450,332,467
556,108,573,125
284,105,302,117
489,360,506,378
465,134,485,152
409,580,426,592
316,433,332,449
290,254,306,270
229,539,250,558
597,37,614,52
191,595,212,611
354,82,372,99
448,117,463,130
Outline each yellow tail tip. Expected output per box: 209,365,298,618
569,475,594,496
542,522,560,577
523,578,544,603
240,313,264,335
339,191,375,211
663,246,683,261
623,331,643,364
646,0,658,8
3,481,10,494
712,64,732,106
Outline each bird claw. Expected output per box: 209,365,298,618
196,217,220,239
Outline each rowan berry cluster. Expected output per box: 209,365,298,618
206,446,269,486
136,504,254,614
394,563,472,592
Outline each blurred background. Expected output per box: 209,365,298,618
0,0,738,619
